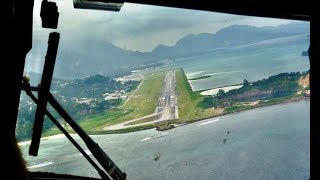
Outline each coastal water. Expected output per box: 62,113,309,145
171,34,310,91
20,100,310,179
19,34,310,179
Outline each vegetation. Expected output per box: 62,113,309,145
42,129,65,137
45,71,166,135
43,120,156,137
157,70,309,131
224,72,302,100
155,68,220,129
16,74,140,141
99,71,166,125
78,109,133,130
224,105,251,113
198,96,221,108
200,71,308,109
16,96,56,141
155,122,175,131
175,69,204,120
243,79,250,86
17,69,310,140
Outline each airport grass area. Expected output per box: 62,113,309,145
174,68,217,121
42,68,309,136
43,71,166,136
43,69,218,136
80,109,132,130
91,71,166,130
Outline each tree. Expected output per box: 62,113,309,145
216,89,225,100
243,79,249,86
199,96,214,108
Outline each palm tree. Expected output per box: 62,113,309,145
243,79,249,86
217,89,225,100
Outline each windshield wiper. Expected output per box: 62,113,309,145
23,32,126,180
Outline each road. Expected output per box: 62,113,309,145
119,80,144,108
156,70,178,120
103,70,178,130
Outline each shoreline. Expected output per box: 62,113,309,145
17,69,310,141
18,133,66,146
156,96,309,131
200,84,244,96
197,83,246,93
17,96,309,142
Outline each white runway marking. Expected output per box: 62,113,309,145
197,119,220,126
27,162,54,169
140,132,169,142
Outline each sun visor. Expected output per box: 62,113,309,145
73,0,123,11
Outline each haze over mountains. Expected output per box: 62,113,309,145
151,22,309,58
27,22,309,80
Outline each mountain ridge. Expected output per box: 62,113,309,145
26,22,309,80
151,22,309,58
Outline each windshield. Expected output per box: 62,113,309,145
18,0,310,179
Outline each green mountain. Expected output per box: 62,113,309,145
26,22,309,80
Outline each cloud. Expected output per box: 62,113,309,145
32,0,299,52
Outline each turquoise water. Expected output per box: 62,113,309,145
171,34,310,91
21,101,310,179
19,34,310,179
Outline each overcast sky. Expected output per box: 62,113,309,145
33,0,302,52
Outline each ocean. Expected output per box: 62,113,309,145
170,34,310,91
20,101,310,179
